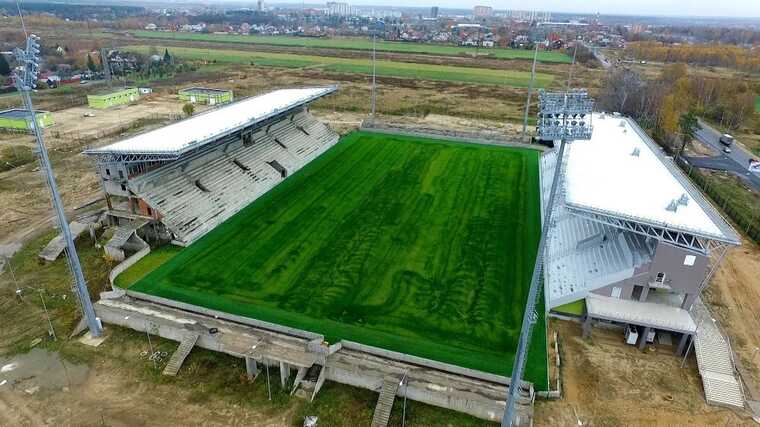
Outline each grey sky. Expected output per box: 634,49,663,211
344,0,760,18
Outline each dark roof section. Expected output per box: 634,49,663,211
0,109,49,119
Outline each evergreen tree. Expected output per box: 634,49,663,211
0,54,10,77
163,48,172,64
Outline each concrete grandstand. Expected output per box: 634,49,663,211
84,86,339,246
540,112,743,408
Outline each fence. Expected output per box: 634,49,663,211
677,159,760,245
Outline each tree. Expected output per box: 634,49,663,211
163,48,172,64
0,54,10,76
182,103,195,117
86,53,97,72
677,110,698,158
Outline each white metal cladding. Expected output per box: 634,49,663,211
84,86,337,157
562,113,739,245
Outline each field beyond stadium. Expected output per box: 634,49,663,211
124,131,547,388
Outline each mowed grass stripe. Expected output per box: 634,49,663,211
130,132,547,388
126,45,554,88
133,30,573,63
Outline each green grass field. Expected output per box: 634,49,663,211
133,31,572,64
755,96,760,113
127,131,547,388
127,45,553,89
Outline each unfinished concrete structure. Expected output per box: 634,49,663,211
95,284,535,425
540,113,743,408
83,86,339,246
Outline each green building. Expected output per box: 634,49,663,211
0,109,54,132
178,87,233,106
87,87,140,109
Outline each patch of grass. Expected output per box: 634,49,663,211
114,246,181,288
125,45,554,89
129,131,547,388
0,229,113,357
134,31,572,63
0,145,34,172
755,95,760,113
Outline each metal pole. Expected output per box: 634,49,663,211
266,361,272,400
502,137,568,427
521,43,539,140
680,335,694,368
371,31,377,119
39,291,56,340
20,88,102,337
402,373,409,427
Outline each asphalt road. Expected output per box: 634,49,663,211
685,120,760,191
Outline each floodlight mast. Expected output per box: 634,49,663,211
502,90,592,427
14,35,103,337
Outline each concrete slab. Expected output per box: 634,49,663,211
78,330,110,347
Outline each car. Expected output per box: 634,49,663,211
723,147,732,154
719,134,734,146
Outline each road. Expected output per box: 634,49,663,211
580,42,612,69
684,120,760,191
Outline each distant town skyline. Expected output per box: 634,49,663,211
285,0,760,19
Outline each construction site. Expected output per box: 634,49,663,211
1,16,760,427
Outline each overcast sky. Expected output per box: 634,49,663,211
342,0,760,18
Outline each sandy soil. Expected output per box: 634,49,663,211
0,352,295,427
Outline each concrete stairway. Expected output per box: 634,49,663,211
163,333,200,376
371,376,400,427
692,299,744,408
39,221,89,261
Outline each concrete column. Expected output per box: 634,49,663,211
676,333,690,356
581,315,593,339
638,326,651,351
280,361,290,388
639,285,650,302
245,357,258,381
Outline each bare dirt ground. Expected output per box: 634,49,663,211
0,347,296,427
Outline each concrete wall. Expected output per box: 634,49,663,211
591,241,706,309
109,245,150,286
648,241,707,294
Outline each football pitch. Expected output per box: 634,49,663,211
126,131,547,388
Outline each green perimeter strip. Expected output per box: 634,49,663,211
125,45,554,89
133,31,573,64
552,299,585,317
756,96,760,113
127,131,548,389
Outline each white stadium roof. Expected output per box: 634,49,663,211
85,86,337,157
562,113,739,244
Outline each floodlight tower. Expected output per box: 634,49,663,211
502,90,593,427
13,35,103,337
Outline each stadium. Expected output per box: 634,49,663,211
84,85,742,425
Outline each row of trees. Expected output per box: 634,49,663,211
625,42,760,73
598,63,756,153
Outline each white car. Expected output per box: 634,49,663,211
723,147,732,154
